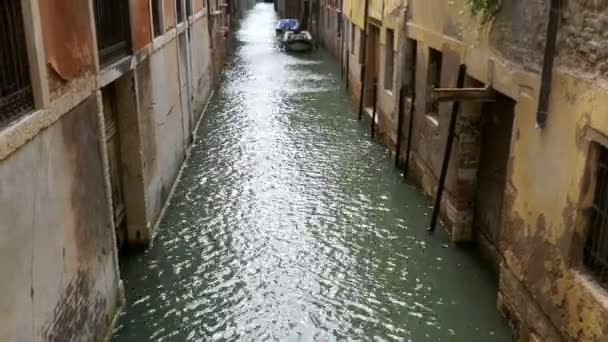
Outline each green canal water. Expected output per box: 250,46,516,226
112,4,511,341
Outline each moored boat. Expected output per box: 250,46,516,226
283,30,313,53
275,19,299,35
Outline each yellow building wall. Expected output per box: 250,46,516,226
369,0,382,20
404,0,608,340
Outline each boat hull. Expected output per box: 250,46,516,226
282,31,313,53
285,41,312,52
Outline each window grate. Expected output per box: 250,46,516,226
0,0,34,127
93,0,131,65
585,146,608,287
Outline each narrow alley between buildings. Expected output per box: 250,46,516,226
112,5,510,341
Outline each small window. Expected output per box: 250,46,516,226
384,29,395,91
426,47,443,115
584,145,608,287
404,38,418,95
0,0,34,127
176,0,184,22
151,0,163,37
186,0,192,17
326,8,330,29
351,23,355,54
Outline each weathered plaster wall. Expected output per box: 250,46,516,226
0,97,121,341
190,17,214,120
343,0,608,341
559,1,608,78
500,69,608,342
136,41,187,239
39,0,95,96
194,0,205,13
163,0,177,31
132,0,153,51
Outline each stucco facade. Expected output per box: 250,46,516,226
329,0,608,340
0,0,234,340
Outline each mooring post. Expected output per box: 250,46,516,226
358,0,370,120
340,20,345,81
429,64,467,234
345,51,350,91
403,86,416,180
371,78,378,138
358,65,366,120
395,86,406,168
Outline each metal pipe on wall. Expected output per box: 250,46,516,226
536,0,560,129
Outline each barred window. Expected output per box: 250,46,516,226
584,145,608,287
94,0,132,65
0,0,34,127
151,0,163,37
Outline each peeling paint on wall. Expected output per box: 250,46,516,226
39,0,95,81
133,0,153,51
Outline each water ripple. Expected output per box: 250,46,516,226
113,4,511,342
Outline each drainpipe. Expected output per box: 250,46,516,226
357,0,371,120
536,0,560,129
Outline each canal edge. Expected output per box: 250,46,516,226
149,90,216,244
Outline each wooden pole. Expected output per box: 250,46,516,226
371,78,378,138
429,64,467,234
358,65,366,120
395,86,406,168
345,49,350,91
358,0,370,120
403,85,415,179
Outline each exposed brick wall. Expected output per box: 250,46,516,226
559,0,608,77
490,0,547,72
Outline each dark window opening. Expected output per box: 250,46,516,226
0,0,34,127
404,38,418,96
384,29,394,91
584,145,608,288
151,0,163,37
94,0,132,65
358,26,365,64
176,0,184,22
186,0,192,17
425,47,442,115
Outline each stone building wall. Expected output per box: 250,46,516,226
0,0,230,340
338,0,608,341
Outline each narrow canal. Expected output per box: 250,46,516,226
113,4,511,341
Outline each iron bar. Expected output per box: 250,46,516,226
429,64,466,234
371,78,377,138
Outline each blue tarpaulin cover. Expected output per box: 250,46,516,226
276,19,300,32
